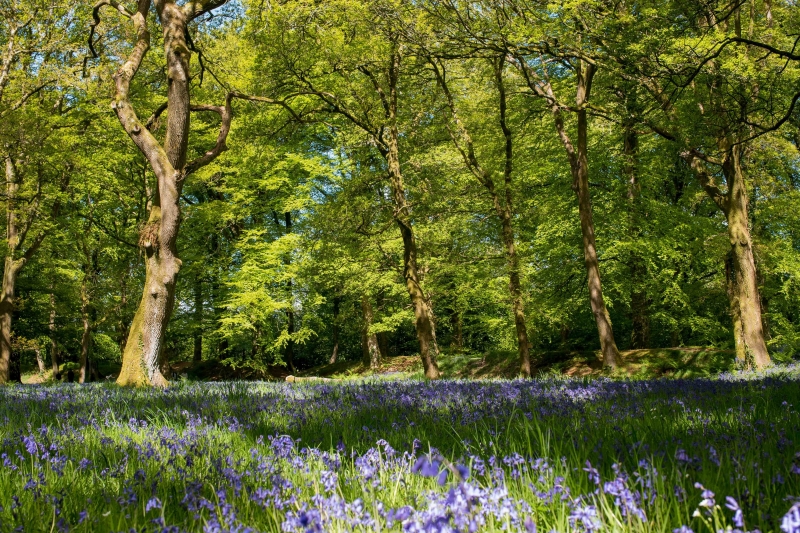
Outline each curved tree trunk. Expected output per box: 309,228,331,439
107,0,233,386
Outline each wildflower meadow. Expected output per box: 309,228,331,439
1,367,799,532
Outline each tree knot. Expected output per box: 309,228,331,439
138,222,161,253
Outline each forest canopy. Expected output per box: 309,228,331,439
1,0,799,385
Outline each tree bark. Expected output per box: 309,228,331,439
431,57,531,375
193,274,203,362
681,144,770,368
384,51,440,379
35,348,45,374
725,252,747,364
0,156,24,383
49,292,60,379
104,0,233,386
361,297,381,369
721,148,770,368
574,94,621,368
514,56,620,368
329,294,340,364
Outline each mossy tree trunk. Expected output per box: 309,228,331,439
92,0,237,386
430,56,532,376
515,57,620,369
683,145,770,369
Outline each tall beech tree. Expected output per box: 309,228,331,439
586,0,800,368
254,0,442,378
89,0,238,386
510,54,621,369
0,0,78,383
427,55,533,376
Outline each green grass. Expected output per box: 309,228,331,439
0,366,799,532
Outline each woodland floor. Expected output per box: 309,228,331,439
21,346,737,384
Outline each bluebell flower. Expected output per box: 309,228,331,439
146,497,162,513
782,503,800,533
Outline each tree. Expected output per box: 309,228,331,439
89,0,239,386
0,0,80,383
252,0,443,378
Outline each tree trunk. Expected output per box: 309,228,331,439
624,111,650,349
361,297,381,369
0,155,22,384
79,272,91,383
721,148,770,368
575,105,621,368
35,348,45,374
384,51,440,379
494,60,531,376
0,260,18,384
329,294,340,364
433,57,531,375
114,1,202,387
193,274,203,362
49,292,59,379
725,252,747,364
572,64,620,369
517,58,620,368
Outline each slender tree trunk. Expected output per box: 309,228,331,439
79,272,91,384
49,292,59,379
329,294,340,364
193,274,203,362
721,148,770,368
361,297,381,369
575,103,621,368
35,348,45,374
516,58,620,368
432,57,531,374
384,51,440,379
494,60,531,376
624,111,650,349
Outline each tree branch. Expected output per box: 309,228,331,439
184,94,233,176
